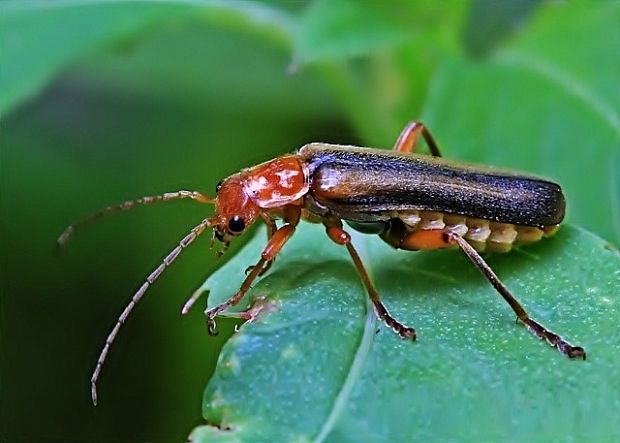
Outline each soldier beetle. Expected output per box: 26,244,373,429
57,121,586,405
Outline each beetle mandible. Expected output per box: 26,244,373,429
57,121,586,405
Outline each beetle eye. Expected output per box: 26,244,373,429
228,216,245,233
215,180,224,193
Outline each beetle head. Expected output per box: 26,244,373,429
210,173,261,248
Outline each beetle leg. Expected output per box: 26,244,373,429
261,213,278,240
205,222,297,335
324,221,416,340
57,190,214,247
443,230,586,359
394,121,442,157
260,207,300,276
249,214,278,276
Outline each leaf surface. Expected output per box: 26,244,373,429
191,223,620,442
292,0,408,66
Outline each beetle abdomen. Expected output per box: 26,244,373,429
386,210,559,253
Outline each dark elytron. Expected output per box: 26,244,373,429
301,144,565,228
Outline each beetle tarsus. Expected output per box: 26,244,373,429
394,324,416,340
400,326,417,340
205,303,234,336
521,317,586,360
377,307,417,341
207,316,219,336
206,304,227,336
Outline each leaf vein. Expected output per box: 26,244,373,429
313,234,377,443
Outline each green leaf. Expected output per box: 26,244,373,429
461,0,539,59
0,1,184,112
191,223,620,441
422,2,620,245
293,0,410,67
0,0,294,114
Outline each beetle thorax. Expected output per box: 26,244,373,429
242,155,309,208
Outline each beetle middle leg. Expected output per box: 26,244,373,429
393,121,442,157
205,218,298,335
397,228,586,359
324,220,416,340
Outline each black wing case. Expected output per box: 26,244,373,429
299,144,565,227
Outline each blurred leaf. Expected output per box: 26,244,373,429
296,2,467,148
292,0,409,68
191,223,619,441
0,1,188,113
69,22,339,126
423,2,620,245
462,0,539,59
0,0,295,114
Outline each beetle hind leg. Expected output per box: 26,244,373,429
392,227,585,358
394,121,442,157
444,230,586,359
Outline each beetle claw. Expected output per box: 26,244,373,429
207,316,219,336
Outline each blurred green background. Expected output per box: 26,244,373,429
1,1,618,442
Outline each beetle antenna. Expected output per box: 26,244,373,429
57,191,214,248
90,217,212,406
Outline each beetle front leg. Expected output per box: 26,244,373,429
394,121,442,157
324,221,416,340
205,222,297,335
249,214,278,276
261,213,278,240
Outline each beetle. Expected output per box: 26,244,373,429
57,121,586,405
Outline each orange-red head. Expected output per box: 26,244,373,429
210,173,261,245
210,155,309,246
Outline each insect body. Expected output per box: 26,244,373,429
301,144,564,253
58,121,586,405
